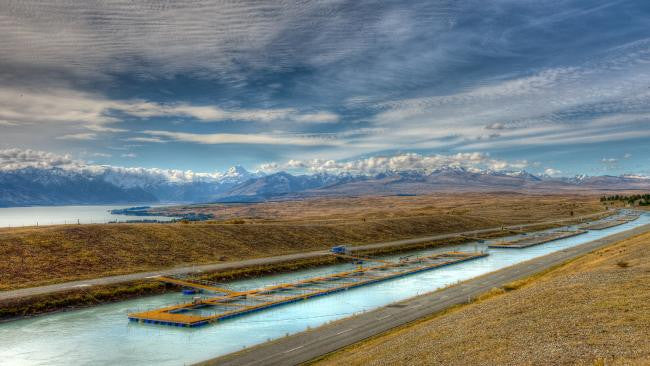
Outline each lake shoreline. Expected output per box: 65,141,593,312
0,203,180,228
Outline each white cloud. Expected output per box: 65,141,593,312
600,157,620,170
56,133,98,140
143,130,342,146
85,125,127,133
0,149,80,170
119,102,341,124
0,87,119,126
293,112,340,123
260,152,529,175
461,124,650,150
117,102,340,124
365,39,650,152
90,153,112,158
0,1,395,81
121,153,137,158
621,174,650,179
624,153,632,159
120,102,296,123
0,86,341,145
485,122,507,130
124,137,167,143
544,168,562,177
0,148,241,185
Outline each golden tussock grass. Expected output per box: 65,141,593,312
314,231,650,366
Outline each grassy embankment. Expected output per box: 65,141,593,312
315,229,650,365
0,193,606,318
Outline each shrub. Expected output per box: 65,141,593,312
616,261,629,268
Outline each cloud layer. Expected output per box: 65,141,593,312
1,148,535,184
1,1,649,176
0,86,338,130
259,153,529,175
0,148,227,185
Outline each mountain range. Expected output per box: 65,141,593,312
1,166,649,207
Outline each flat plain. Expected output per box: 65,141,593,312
0,193,603,291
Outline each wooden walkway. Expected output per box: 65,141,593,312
488,230,586,249
580,214,640,230
128,252,488,327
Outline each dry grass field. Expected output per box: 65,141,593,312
0,193,603,291
315,230,650,365
150,192,601,222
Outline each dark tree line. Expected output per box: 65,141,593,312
601,194,650,206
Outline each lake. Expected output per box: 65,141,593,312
0,204,179,228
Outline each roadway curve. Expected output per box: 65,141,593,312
198,222,650,366
0,211,610,302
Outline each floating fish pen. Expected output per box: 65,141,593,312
581,219,631,230
488,230,587,249
128,251,488,327
580,214,641,230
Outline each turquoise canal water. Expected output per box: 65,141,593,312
1,213,648,365
0,204,178,227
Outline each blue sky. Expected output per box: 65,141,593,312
0,0,649,177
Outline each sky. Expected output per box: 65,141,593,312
1,0,649,177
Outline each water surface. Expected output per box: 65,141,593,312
0,204,178,228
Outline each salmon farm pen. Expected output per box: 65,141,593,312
488,230,587,249
128,251,487,327
580,214,641,230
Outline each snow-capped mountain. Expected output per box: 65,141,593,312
218,165,264,184
554,174,650,190
0,168,157,207
1,164,650,207
0,165,261,207
219,171,361,201
213,168,650,202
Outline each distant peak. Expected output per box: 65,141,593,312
225,165,250,176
